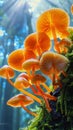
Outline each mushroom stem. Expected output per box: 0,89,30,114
45,93,57,101
32,67,35,77
20,101,37,117
6,74,42,104
27,70,32,79
51,25,59,46
41,83,52,93
35,86,52,112
43,96,52,112
30,85,40,95
35,85,56,111
52,26,60,53
36,85,52,112
36,84,56,100
54,44,60,53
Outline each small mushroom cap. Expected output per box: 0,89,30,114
24,33,37,51
54,38,72,53
31,74,46,84
40,52,69,75
0,65,15,79
14,77,30,89
36,8,70,39
7,94,34,107
17,73,29,80
22,59,40,71
59,38,72,46
8,49,36,72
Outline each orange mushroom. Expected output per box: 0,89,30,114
36,8,70,47
40,51,69,89
31,74,51,93
0,65,41,104
0,65,15,79
31,74,55,100
14,72,38,92
14,77,30,90
9,74,42,105
15,73,53,111
54,38,72,53
5,72,42,104
7,94,37,117
40,51,69,75
7,49,36,72
22,58,40,76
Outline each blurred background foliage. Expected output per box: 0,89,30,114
0,0,73,130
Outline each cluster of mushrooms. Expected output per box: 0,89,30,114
0,8,72,117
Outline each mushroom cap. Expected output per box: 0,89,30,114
36,8,70,39
31,74,46,84
14,77,30,89
22,58,40,71
37,32,51,52
17,73,29,80
7,49,36,72
7,94,34,107
54,38,72,53
40,51,69,75
59,38,72,46
24,33,37,51
0,65,15,79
